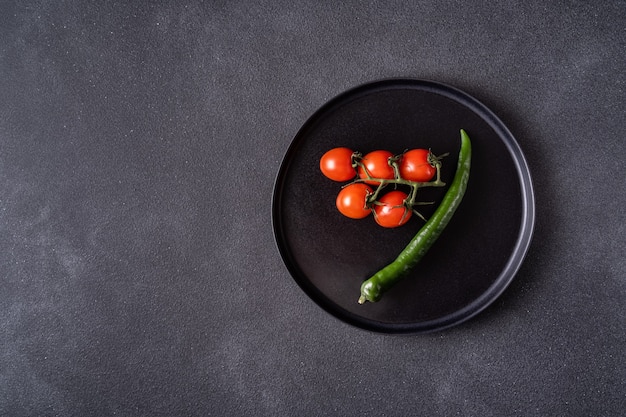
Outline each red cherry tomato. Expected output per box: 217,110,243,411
320,147,356,182
357,150,395,185
398,149,437,182
374,190,412,228
336,183,373,219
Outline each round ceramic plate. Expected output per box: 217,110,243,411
272,79,535,333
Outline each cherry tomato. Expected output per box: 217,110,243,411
357,150,395,185
320,147,356,182
398,149,436,182
336,183,373,219
374,190,412,228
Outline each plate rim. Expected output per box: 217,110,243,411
272,78,536,334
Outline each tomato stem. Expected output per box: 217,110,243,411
353,177,446,189
357,168,445,211
389,154,403,180
349,150,447,222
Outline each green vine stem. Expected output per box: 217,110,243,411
348,152,448,220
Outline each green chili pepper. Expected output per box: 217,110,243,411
358,129,472,304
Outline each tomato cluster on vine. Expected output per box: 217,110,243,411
320,147,447,228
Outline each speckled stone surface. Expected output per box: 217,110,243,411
1,1,624,416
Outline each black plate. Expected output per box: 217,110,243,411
272,79,535,333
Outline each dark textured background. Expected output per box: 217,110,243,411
1,1,624,416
